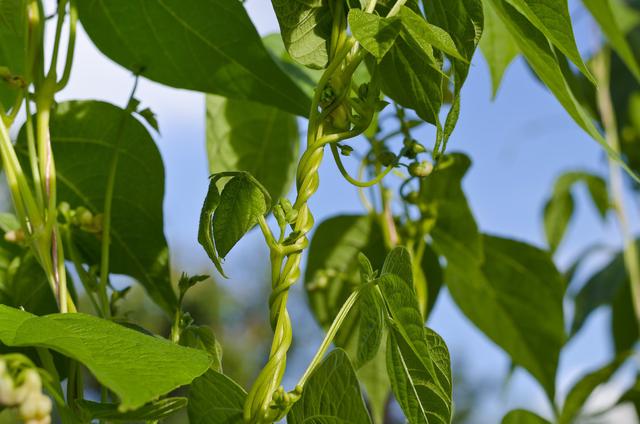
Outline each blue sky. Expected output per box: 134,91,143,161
45,0,640,421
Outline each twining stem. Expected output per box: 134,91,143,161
593,50,640,324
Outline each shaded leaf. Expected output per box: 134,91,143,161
188,369,246,424
356,284,385,368
502,409,551,424
443,235,565,399
77,0,310,116
76,398,187,422
288,349,372,424
198,177,225,277
206,94,299,201
180,325,223,373
0,0,27,110
0,305,211,411
17,100,177,315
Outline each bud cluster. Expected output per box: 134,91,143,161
0,359,52,424
59,202,103,234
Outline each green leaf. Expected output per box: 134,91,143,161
17,100,177,315
76,398,187,422
421,243,444,317
271,0,332,69
0,0,27,111
198,177,225,277
502,409,551,424
379,36,444,126
422,0,483,146
379,274,452,424
356,284,385,368
180,325,223,373
348,9,403,61
0,305,210,411
381,246,414,287
288,349,372,424
357,338,390,424
423,153,483,268
213,174,269,258
503,0,593,82
77,0,310,116
487,0,640,183
399,7,466,62
480,0,520,97
582,0,640,81
543,171,609,253
6,253,57,315
611,283,639,353
188,369,246,424
305,215,385,338
205,94,299,201
559,352,631,424
443,235,565,399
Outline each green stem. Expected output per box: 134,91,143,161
593,50,640,325
56,0,77,91
330,143,394,187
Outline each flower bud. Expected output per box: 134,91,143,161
408,161,433,178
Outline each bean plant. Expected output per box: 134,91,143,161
0,0,639,423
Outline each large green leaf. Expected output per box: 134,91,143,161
543,171,609,254
503,0,592,81
559,353,631,424
0,305,210,411
443,235,565,399
77,0,310,116
480,0,520,97
423,0,483,145
17,100,177,315
502,410,551,424
0,0,27,110
205,94,299,201
582,0,640,80
188,370,246,424
212,174,269,258
380,274,452,424
487,0,639,182
270,0,332,69
288,349,372,424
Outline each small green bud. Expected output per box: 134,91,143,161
358,83,369,100
408,161,433,178
58,202,70,215
378,151,397,167
406,191,420,204
339,144,353,156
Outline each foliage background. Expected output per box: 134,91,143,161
3,0,636,422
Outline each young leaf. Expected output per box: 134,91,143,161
559,352,632,424
206,94,299,201
379,274,452,423
17,100,177,315
0,305,211,411
480,0,520,97
270,0,332,69
188,370,246,424
422,0,484,146
399,7,466,62
379,36,444,126
288,349,372,424
582,0,640,81
356,284,385,368
77,0,310,116
348,9,403,61
0,0,27,111
502,410,551,424
486,0,639,182
212,174,269,258
443,235,565,400
198,177,226,278
76,398,187,422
